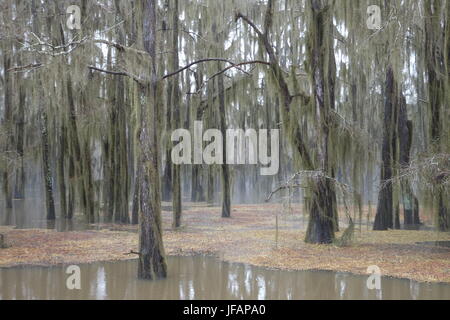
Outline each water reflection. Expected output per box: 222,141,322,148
0,199,92,231
1,256,450,300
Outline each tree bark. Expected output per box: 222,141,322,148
138,0,167,280
397,95,420,227
212,19,232,218
1,32,13,210
0,234,7,249
170,0,182,228
131,164,140,225
374,67,401,230
162,51,173,202
113,0,130,224
425,0,449,231
40,109,56,220
218,67,231,218
305,0,336,243
31,0,55,220
58,123,67,218
13,42,26,200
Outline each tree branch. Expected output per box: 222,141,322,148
235,4,314,172
190,60,270,95
92,39,149,56
20,33,149,58
266,184,309,202
87,65,147,85
234,12,264,37
162,58,252,80
7,63,43,73
235,10,294,106
125,250,141,256
263,0,274,36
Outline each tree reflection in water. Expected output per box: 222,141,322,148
1,256,450,300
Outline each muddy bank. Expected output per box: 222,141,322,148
1,203,450,283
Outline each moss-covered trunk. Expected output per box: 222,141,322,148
138,0,167,280
57,123,67,218
425,0,449,231
374,67,397,230
398,94,420,227
304,0,336,243
170,0,182,228
40,109,56,220
112,0,130,224
1,34,13,210
218,73,231,218
13,42,26,200
305,178,335,243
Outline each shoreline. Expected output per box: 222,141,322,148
1,203,450,284
2,251,450,287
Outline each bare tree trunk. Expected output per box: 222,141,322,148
103,47,114,222
81,139,95,223
40,108,56,220
162,151,172,201
67,152,75,219
31,0,55,220
58,123,67,218
131,164,140,225
191,103,205,203
170,0,182,228
191,164,205,202
113,0,130,224
162,70,172,202
13,43,26,200
218,70,231,218
212,19,231,218
374,67,397,230
397,94,420,227
0,234,7,249
190,19,205,203
1,35,13,210
206,165,214,205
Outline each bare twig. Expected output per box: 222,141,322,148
191,60,270,94
125,250,140,256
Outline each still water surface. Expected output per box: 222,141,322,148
1,256,450,300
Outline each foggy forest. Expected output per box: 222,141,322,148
0,0,449,301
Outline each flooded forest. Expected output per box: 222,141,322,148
0,0,449,300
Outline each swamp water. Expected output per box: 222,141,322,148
1,256,450,300
1,200,450,300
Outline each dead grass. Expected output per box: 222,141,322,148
1,202,449,283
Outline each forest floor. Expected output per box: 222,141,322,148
1,202,450,283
